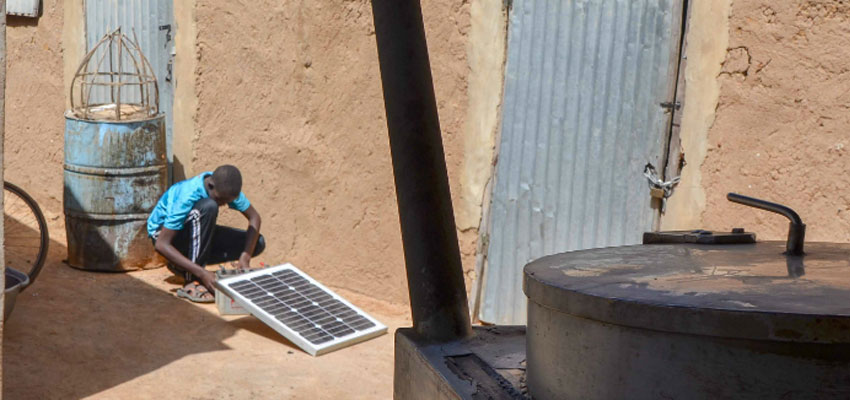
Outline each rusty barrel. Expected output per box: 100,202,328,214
64,112,166,271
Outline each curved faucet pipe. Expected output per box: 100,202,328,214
727,193,806,256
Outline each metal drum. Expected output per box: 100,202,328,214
524,240,850,400
64,112,166,271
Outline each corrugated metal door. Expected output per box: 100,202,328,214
479,0,685,324
85,0,174,174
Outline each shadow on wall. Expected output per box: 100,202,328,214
2,205,295,399
6,3,42,27
172,155,188,183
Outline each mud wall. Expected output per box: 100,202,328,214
696,0,850,241
5,1,66,230
15,0,848,306
8,0,482,306
193,0,474,304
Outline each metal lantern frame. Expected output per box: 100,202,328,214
70,27,159,121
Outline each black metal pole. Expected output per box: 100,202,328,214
370,0,472,341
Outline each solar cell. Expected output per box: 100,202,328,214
216,264,387,355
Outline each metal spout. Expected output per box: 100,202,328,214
727,193,806,256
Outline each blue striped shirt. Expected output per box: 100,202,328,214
147,172,250,237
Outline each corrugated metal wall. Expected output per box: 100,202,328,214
7,0,40,17
479,0,684,324
85,0,174,164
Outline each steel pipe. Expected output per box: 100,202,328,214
370,0,472,341
727,193,806,256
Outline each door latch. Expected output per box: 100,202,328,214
159,24,172,43
660,101,681,112
159,25,174,82
165,59,173,82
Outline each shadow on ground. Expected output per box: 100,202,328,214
2,228,296,399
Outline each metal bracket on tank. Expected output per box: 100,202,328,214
643,229,756,245
727,193,806,256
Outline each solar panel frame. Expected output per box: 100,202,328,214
216,263,388,356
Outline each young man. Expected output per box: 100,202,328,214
147,165,264,302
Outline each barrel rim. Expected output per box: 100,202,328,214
524,241,850,344
64,109,165,124
64,164,167,176
64,211,151,221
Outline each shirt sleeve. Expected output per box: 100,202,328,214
163,192,197,231
228,192,251,212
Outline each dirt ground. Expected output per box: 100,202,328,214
3,225,411,400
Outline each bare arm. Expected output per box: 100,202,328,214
154,228,216,293
237,205,262,269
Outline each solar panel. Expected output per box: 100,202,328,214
215,263,387,356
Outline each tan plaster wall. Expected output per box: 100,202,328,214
6,0,66,228
7,1,480,307
172,0,198,182
661,0,731,230
699,0,850,242
62,0,83,110
457,0,506,233
193,0,473,304
1,0,7,375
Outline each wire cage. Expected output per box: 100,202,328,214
70,28,159,121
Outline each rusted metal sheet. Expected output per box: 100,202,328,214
64,114,166,271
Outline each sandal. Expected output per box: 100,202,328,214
176,281,215,303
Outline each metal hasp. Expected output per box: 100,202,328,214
524,242,850,399
727,192,806,255
370,0,472,341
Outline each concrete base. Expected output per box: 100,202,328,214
394,326,527,400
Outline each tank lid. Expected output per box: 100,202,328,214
523,241,850,343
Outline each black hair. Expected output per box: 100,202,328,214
211,165,242,198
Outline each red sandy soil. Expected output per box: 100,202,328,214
4,235,411,399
